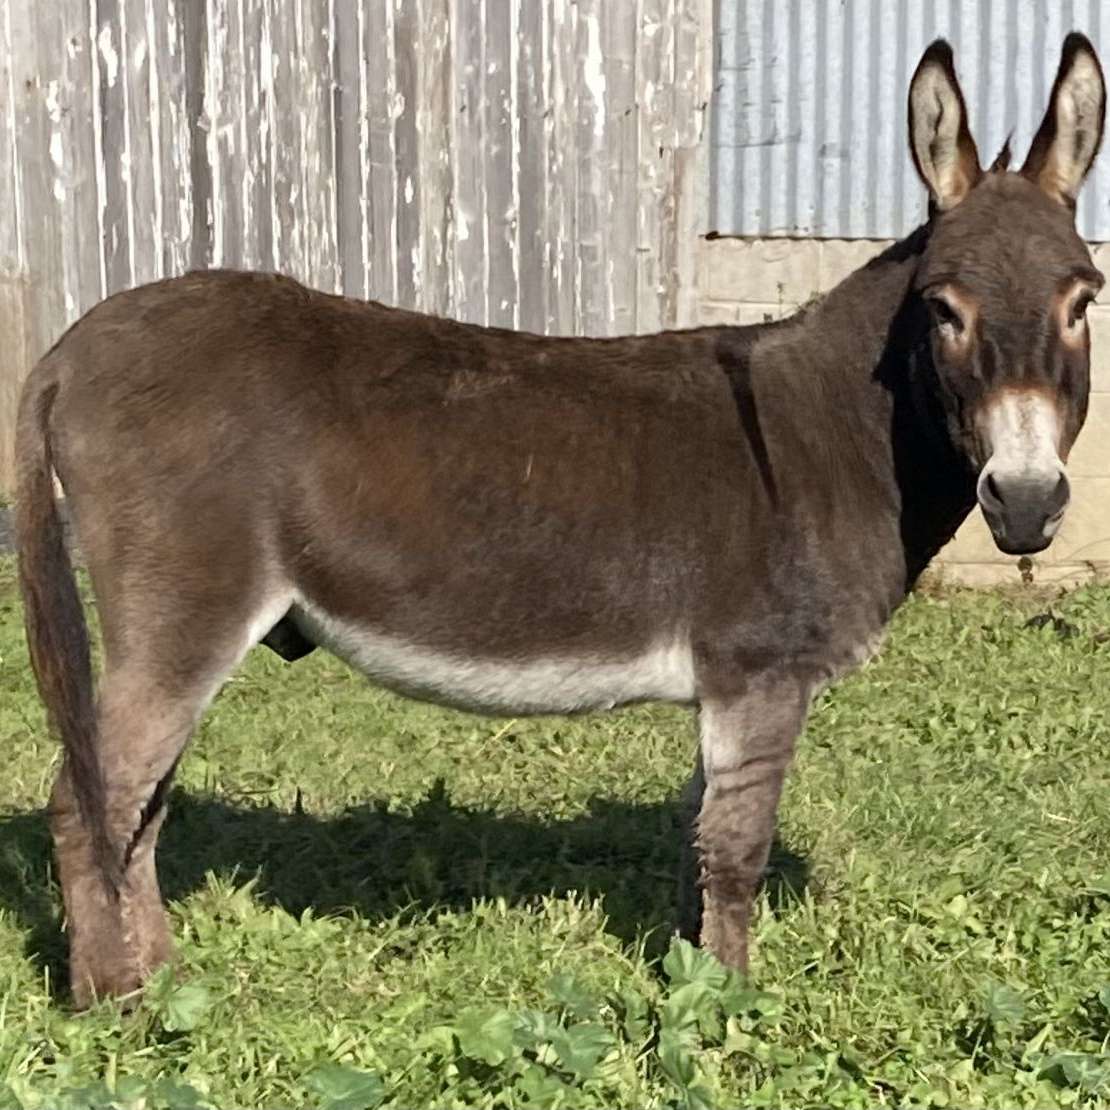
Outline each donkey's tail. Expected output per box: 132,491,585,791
14,359,117,891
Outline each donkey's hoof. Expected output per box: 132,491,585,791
70,971,146,1012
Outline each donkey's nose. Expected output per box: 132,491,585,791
977,466,1070,555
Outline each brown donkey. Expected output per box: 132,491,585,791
14,35,1106,1006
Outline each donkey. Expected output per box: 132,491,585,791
14,35,1106,1006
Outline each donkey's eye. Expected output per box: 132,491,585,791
1070,292,1095,327
928,297,964,334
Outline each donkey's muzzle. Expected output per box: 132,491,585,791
977,467,1070,555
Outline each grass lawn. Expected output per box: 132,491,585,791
1,556,1110,1107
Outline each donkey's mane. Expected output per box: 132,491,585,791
988,136,1013,173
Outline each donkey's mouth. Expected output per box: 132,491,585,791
980,499,1066,556
973,388,1072,559
989,528,1053,557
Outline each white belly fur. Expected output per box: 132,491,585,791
291,599,697,715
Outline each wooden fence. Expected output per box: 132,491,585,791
0,0,711,493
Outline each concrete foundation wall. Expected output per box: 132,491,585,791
698,237,1110,588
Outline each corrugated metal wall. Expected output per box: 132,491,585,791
711,0,1110,240
0,0,712,493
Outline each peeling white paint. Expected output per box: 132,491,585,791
145,0,164,279
88,0,107,297
45,81,63,123
97,24,119,88
117,0,138,285
582,13,607,139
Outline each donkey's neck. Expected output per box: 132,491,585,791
820,229,978,584
739,227,978,592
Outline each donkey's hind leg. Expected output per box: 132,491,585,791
52,602,282,1007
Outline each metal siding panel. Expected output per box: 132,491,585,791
712,0,1110,240
819,1,844,237
790,1,816,236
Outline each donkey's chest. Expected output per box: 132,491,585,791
290,602,697,715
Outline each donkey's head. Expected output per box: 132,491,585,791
908,34,1105,555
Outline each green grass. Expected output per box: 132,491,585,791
2,557,1110,1108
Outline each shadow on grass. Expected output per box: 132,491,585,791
0,784,809,990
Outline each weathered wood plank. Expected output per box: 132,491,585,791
151,0,196,277
11,2,79,342
515,0,547,333
299,0,338,291
0,0,27,490
269,0,301,277
417,0,454,317
364,0,398,304
333,0,366,297
0,0,712,494
122,0,160,284
0,272,28,492
203,0,236,267
453,0,488,324
575,0,609,336
54,0,103,319
635,0,674,333
604,1,638,334
545,0,577,334
484,0,517,328
269,0,320,283
183,0,211,271
0,0,21,277
239,0,275,270
94,0,131,293
207,0,282,274
670,0,712,328
392,0,421,309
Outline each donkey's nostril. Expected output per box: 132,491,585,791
985,472,1004,505
1047,473,1071,515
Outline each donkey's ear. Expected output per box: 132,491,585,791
908,40,982,211
1022,33,1106,208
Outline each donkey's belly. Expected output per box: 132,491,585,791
290,601,696,715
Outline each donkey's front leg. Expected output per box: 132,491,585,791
693,674,809,971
